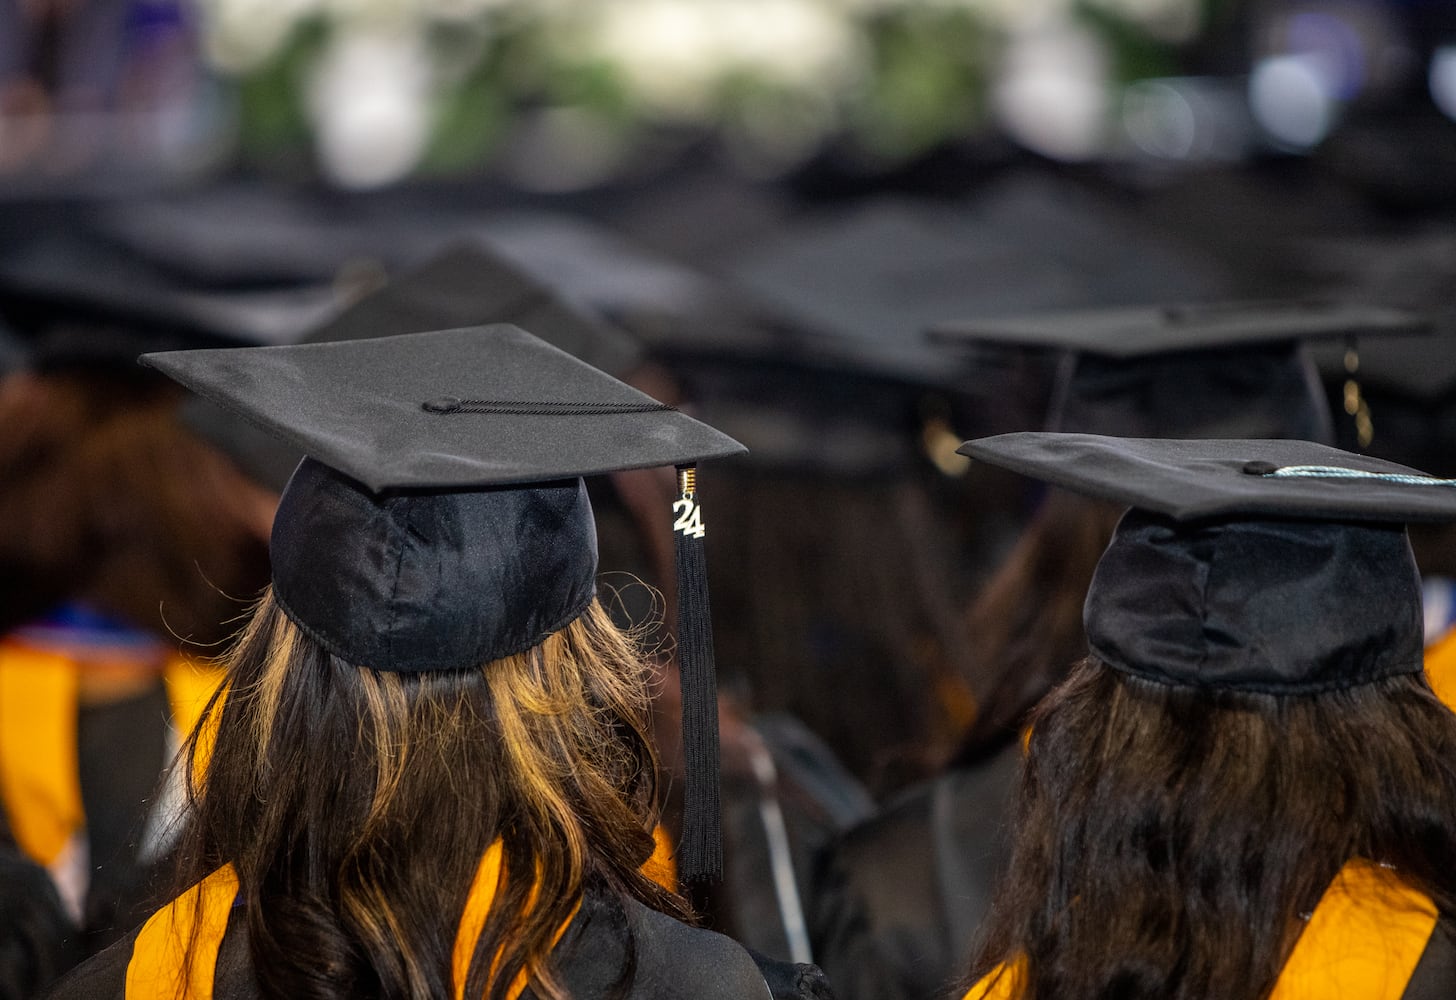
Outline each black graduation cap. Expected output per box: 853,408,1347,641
931,301,1430,442
141,325,745,882
959,432,1456,694
181,243,644,491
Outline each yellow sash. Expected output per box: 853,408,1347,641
964,860,1439,1000
1423,627,1456,713
128,842,579,1000
643,823,677,892
0,638,223,865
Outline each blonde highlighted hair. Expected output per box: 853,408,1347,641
177,590,686,1000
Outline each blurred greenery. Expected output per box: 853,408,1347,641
233,17,326,169
851,9,992,162
202,0,1219,185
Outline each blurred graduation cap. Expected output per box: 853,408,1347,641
143,325,744,881
930,301,1430,442
723,179,1233,385
0,234,339,373
456,211,982,479
89,186,396,291
312,243,641,375
961,432,1456,694
1288,232,1456,474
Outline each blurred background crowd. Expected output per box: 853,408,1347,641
2,0,1456,997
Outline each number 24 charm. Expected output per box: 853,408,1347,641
673,496,706,539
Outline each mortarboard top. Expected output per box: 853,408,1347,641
1278,233,1456,474
91,185,389,291
178,244,647,492
0,235,338,371
958,433,1456,524
308,242,642,377
930,300,1429,442
142,324,742,881
724,178,1232,381
928,301,1428,358
143,325,741,493
960,432,1456,694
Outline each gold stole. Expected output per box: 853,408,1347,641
1423,627,1456,713
127,843,570,1000
0,637,222,865
964,860,1439,1000
126,829,676,999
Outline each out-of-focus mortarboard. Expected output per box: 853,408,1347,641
931,301,1429,442
460,211,981,479
91,186,392,291
142,325,744,881
1291,232,1456,474
0,236,337,372
725,180,1232,386
960,432,1456,694
312,243,641,376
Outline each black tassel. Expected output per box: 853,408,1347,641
673,464,723,882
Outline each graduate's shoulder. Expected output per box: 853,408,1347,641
39,928,137,1000
619,893,772,999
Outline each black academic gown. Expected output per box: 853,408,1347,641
815,741,1456,1000
43,883,833,1000
809,745,1020,1000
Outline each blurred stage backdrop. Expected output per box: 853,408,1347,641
2,0,1454,193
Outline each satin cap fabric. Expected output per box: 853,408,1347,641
1085,510,1422,692
960,433,1456,692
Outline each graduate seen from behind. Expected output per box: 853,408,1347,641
45,325,823,1000
808,301,1428,1000
959,433,1456,1000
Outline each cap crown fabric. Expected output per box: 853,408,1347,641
272,459,597,671
1085,511,1421,692
959,433,1456,692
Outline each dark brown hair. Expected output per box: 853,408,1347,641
0,370,272,644
705,467,975,791
952,491,1122,766
176,593,688,1000
969,659,1456,1000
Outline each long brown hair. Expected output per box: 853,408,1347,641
969,659,1456,1000
0,370,272,644
176,593,688,1000
952,491,1121,766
